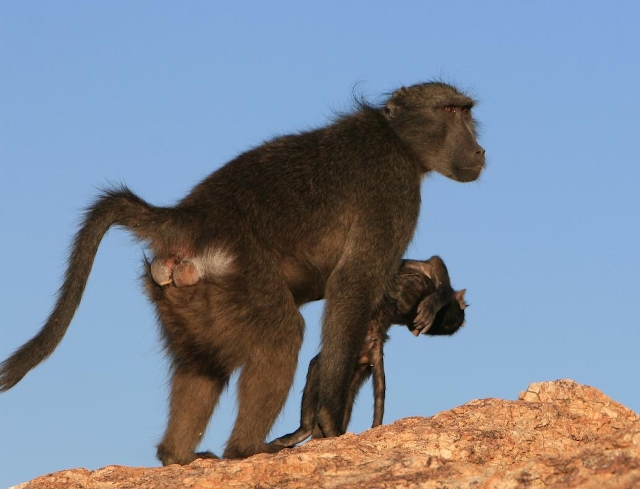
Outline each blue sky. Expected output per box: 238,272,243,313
1,2,639,487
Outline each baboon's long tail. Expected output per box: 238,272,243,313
0,186,173,392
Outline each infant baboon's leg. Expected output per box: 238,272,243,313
370,341,385,428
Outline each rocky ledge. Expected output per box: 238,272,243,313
15,380,640,489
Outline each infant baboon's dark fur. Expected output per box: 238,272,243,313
0,82,484,465
271,256,467,448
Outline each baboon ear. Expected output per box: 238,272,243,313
455,289,468,309
393,86,409,97
384,86,408,120
384,100,399,120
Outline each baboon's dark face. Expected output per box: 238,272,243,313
385,83,485,182
422,289,467,336
435,103,485,183
423,301,465,335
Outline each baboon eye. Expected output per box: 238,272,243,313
443,106,455,113
461,106,470,113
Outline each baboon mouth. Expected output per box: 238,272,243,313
456,166,483,182
461,164,484,171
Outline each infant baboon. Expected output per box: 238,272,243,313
1,82,484,464
271,256,467,448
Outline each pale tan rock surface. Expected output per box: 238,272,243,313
14,380,640,489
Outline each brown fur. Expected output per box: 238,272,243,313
271,256,468,447
0,82,484,464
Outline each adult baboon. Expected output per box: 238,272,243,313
271,256,468,448
0,82,484,465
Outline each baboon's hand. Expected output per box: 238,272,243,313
412,294,440,335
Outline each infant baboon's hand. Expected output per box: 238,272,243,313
412,294,439,335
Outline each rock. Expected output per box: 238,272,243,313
14,380,640,489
